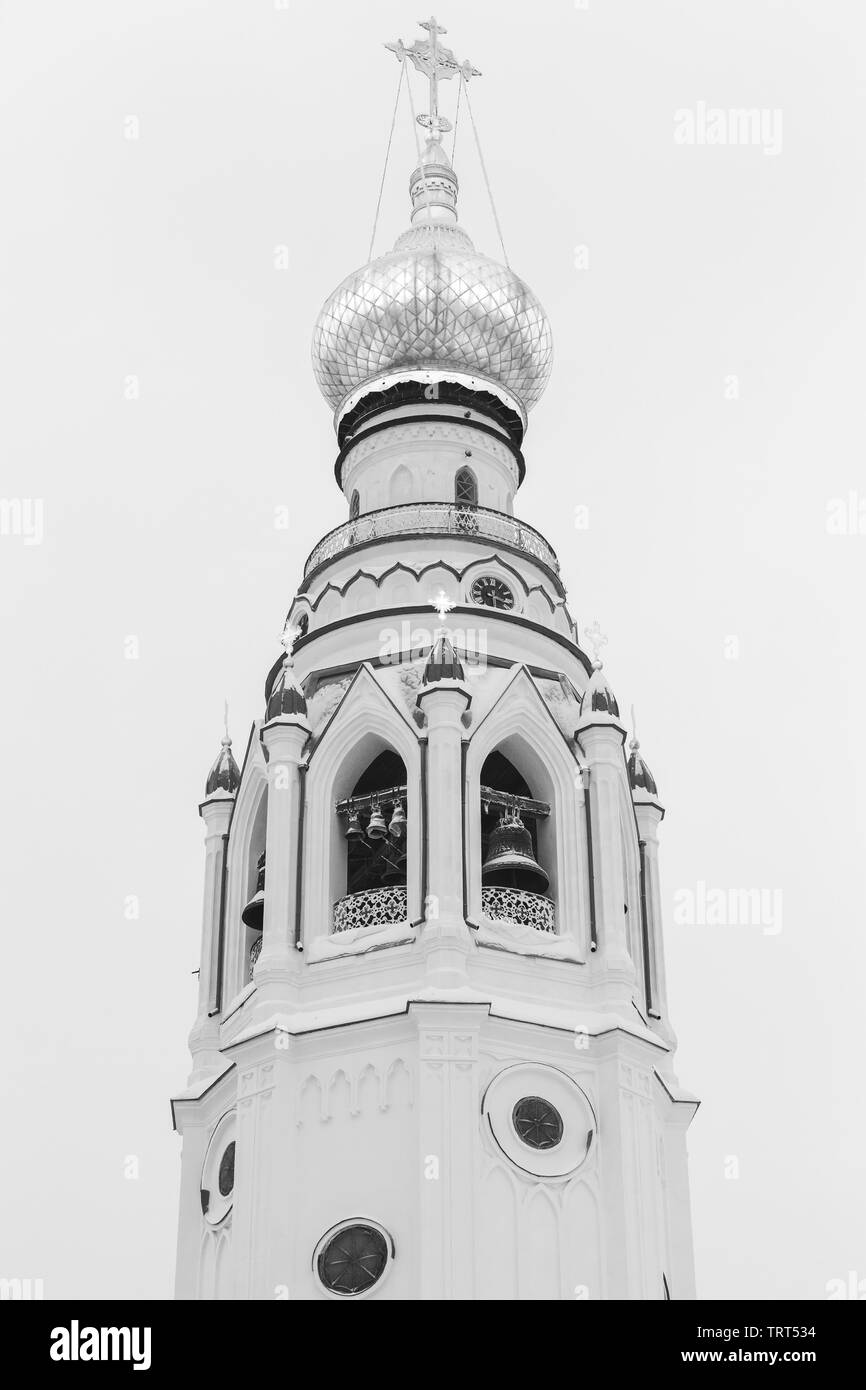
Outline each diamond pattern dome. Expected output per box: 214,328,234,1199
312,223,553,415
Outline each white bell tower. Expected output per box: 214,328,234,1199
173,17,699,1302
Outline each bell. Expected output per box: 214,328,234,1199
366,802,387,840
241,851,266,930
380,854,404,883
388,800,406,839
482,810,549,894
345,808,364,839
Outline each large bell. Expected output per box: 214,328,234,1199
241,851,266,931
482,810,549,893
345,807,364,840
366,802,387,840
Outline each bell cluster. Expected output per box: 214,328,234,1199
344,798,406,843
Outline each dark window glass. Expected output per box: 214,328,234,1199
218,1141,236,1197
350,490,360,520
318,1224,389,1296
512,1096,563,1150
455,467,478,506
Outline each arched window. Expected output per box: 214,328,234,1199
479,751,555,933
334,750,408,932
390,465,412,504
455,466,478,507
349,490,360,520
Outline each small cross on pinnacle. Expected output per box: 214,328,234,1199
430,589,457,623
584,620,609,667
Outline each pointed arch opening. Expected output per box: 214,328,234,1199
479,749,555,933
241,790,267,982
455,465,478,507
332,747,409,933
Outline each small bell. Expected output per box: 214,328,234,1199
345,807,364,840
241,851,266,930
482,810,549,894
366,802,387,840
388,800,407,839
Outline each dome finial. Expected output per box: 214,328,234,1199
386,16,481,142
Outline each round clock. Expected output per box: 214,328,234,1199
470,575,515,610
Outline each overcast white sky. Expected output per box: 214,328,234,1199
1,0,864,1300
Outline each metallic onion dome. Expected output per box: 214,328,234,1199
580,661,621,720
266,654,308,721
311,134,552,419
205,734,241,798
627,738,659,797
422,633,466,684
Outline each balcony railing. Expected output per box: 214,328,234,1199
481,886,556,934
332,884,409,934
303,503,560,581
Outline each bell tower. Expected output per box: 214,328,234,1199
172,17,699,1302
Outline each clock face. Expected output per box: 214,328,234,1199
470,575,515,611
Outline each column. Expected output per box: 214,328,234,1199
188,793,233,1079
416,680,471,988
254,716,309,996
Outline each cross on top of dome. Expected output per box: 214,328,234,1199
385,16,481,137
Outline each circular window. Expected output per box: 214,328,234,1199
201,1112,237,1226
512,1096,564,1150
482,1064,596,1179
470,575,515,610
315,1220,393,1298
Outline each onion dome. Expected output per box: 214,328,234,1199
312,137,552,424
580,661,620,720
266,654,308,721
627,737,659,797
205,734,240,798
422,634,465,684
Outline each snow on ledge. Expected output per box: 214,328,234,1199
474,919,583,963
305,921,416,963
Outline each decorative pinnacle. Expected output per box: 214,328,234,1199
386,15,481,136
583,620,609,669
630,703,639,750
280,623,301,657
222,698,231,747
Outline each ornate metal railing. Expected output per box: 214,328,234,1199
248,934,263,980
481,886,556,934
303,503,559,580
332,884,409,934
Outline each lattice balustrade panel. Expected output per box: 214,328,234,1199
332,884,409,934
481,885,556,933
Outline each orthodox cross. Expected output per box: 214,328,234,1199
386,15,481,136
430,588,457,623
583,620,609,666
